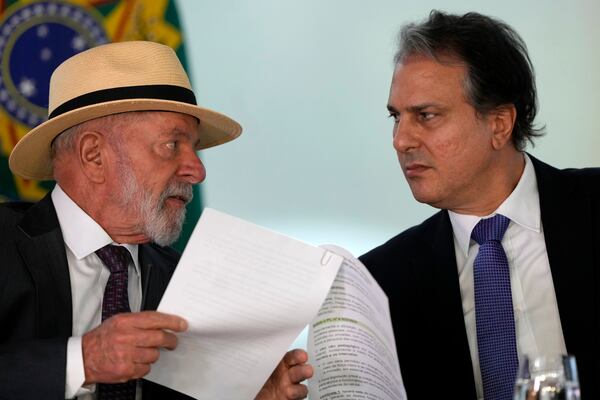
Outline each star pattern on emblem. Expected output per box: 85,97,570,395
71,35,86,51
18,77,36,98
40,47,52,61
36,24,48,38
0,2,109,128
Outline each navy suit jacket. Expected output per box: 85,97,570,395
0,194,193,399
360,156,599,399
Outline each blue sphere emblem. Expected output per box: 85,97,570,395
0,2,109,128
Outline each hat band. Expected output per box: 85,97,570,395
48,84,197,119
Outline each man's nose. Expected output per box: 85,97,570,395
392,118,419,153
178,147,206,184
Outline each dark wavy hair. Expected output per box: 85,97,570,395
395,10,544,150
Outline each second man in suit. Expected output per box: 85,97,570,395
361,10,599,400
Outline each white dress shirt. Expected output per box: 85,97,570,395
51,185,142,399
448,154,567,400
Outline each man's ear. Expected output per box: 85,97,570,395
78,131,106,183
489,104,517,150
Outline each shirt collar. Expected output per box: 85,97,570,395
449,153,541,257
51,185,139,268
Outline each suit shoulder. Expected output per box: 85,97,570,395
555,166,600,196
0,201,33,231
533,155,600,181
531,156,600,198
0,201,33,217
560,166,600,179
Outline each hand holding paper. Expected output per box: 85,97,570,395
255,349,314,400
144,209,407,400
146,208,342,399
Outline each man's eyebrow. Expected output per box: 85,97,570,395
161,128,201,146
177,128,202,148
387,103,441,113
407,103,443,113
162,128,189,138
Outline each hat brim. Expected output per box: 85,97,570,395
9,98,242,180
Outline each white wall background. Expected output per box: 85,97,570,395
177,0,600,256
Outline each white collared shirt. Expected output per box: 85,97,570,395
51,185,142,399
448,154,567,400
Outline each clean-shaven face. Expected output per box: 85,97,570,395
387,54,497,211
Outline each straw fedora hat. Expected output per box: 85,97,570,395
9,40,242,180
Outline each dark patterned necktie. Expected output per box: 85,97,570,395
95,245,136,400
471,215,518,400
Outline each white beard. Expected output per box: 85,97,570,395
118,162,193,246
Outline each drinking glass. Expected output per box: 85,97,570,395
513,354,581,400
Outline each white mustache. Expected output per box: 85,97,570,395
160,183,193,206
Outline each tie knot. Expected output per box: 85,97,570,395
96,245,132,274
471,214,510,245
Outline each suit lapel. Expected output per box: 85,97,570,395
11,194,180,336
531,156,597,358
417,211,466,328
138,245,177,311
16,194,72,338
416,211,477,397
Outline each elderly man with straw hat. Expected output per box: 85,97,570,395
0,41,312,400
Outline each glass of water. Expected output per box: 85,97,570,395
513,355,581,400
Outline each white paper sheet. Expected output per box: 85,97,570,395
145,208,343,400
308,245,406,400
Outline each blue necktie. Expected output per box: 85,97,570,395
96,245,136,400
472,215,518,400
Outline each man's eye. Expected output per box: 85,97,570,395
420,112,435,121
388,113,399,122
165,141,177,150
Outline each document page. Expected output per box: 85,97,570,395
146,208,343,399
308,245,406,400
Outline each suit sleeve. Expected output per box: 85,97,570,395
0,338,67,400
0,206,69,400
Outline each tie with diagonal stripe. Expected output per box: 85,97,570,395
95,244,137,400
471,214,519,400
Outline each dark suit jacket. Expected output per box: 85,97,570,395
360,156,600,399
0,194,193,399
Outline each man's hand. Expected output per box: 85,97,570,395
82,311,187,384
255,349,314,400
